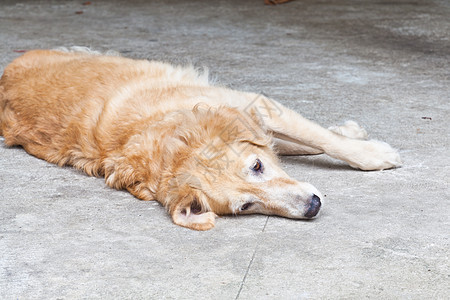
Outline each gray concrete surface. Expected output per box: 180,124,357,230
0,0,449,299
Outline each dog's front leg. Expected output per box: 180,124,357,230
241,93,401,170
272,120,369,155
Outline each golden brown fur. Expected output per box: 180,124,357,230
0,49,401,230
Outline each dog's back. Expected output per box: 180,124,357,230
1,50,121,166
0,49,210,170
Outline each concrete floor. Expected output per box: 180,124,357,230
0,0,449,299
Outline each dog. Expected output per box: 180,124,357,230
0,47,401,230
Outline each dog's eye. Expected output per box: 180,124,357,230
251,159,263,173
240,202,253,211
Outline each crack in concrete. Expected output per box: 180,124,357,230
235,216,269,300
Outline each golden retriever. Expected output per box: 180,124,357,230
0,48,401,230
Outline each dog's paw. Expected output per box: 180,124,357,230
348,139,402,171
329,121,368,140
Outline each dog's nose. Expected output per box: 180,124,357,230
304,194,321,218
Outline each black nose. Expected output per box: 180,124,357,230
304,194,321,218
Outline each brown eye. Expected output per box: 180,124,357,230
240,202,253,211
251,159,263,173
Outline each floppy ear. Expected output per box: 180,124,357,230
168,184,217,231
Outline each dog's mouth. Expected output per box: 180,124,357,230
179,198,203,216
304,194,321,218
190,199,203,214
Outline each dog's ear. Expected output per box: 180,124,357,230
168,184,217,231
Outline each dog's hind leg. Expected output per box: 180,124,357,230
327,120,368,140
240,93,401,170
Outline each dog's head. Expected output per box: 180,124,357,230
159,105,322,230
